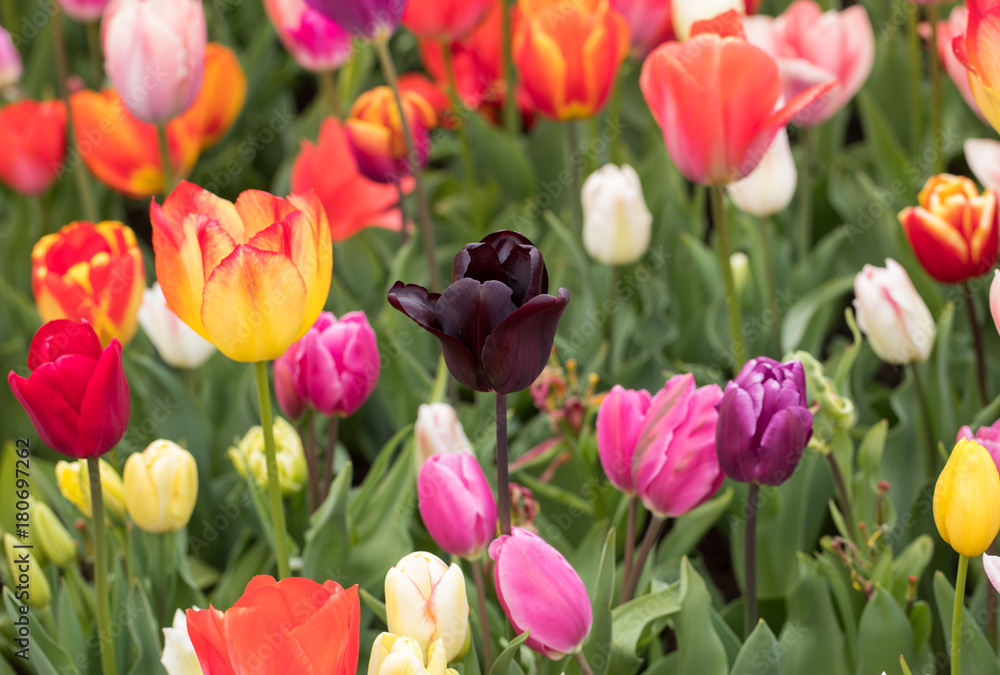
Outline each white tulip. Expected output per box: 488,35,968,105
138,282,216,369
581,164,652,267
853,259,936,365
671,0,744,40
415,403,472,472
161,609,203,675
727,129,797,217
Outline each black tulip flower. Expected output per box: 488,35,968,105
388,231,570,394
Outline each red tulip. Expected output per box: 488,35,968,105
403,0,494,41
186,575,360,674
0,100,67,195
8,320,129,459
640,14,835,184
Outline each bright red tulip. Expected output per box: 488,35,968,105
640,16,835,184
403,0,494,40
0,100,67,195
8,320,129,459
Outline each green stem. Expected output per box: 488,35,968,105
619,515,665,604
499,0,518,135
825,451,861,548
322,415,339,503
906,3,923,155
573,651,595,675
963,282,989,407
910,362,937,477
497,393,511,535
0,0,15,33
374,39,442,292
621,496,637,596
759,215,781,356
254,361,291,579
86,21,102,88
318,70,342,118
745,481,759,639
396,179,409,245
441,40,482,229
471,558,494,672
566,120,583,232
158,124,175,197
928,3,943,174
710,185,746,371
795,127,813,262
302,411,321,513
953,554,969,675
87,457,117,675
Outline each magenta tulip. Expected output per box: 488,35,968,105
264,0,354,73
958,421,1000,475
489,527,592,659
596,385,652,495
274,311,380,419
418,453,497,559
304,0,405,42
8,320,129,458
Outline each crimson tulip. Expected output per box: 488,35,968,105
403,0,493,40
0,100,67,195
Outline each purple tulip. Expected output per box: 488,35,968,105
489,527,592,659
304,0,406,41
715,357,813,486
418,453,497,559
633,374,724,517
387,231,570,394
957,421,1000,475
274,310,380,419
596,385,652,495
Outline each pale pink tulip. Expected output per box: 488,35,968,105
925,6,986,122
0,26,21,88
418,453,497,559
992,270,1000,340
59,0,112,22
984,553,1000,593
596,385,652,495
264,0,353,73
965,138,1000,193
610,0,675,58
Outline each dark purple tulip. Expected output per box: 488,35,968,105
715,357,813,486
387,231,570,394
304,0,406,41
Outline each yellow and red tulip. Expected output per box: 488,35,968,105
345,86,437,184
150,181,332,362
31,221,146,347
956,0,1000,134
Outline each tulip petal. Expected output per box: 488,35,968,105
186,607,235,675
235,190,300,243
984,553,1000,594
500,244,545,305
291,584,359,673
966,138,1000,192
436,278,518,362
8,372,83,458
286,191,333,338
715,382,758,483
27,319,102,368
452,242,506,286
220,606,317,674
77,339,129,456
755,406,812,486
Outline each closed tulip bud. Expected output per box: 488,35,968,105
123,440,198,534
898,174,999,284
489,528,592,659
4,534,51,610
368,634,460,675
415,403,473,471
101,0,207,124
991,270,1000,336
788,350,855,447
715,358,813,486
726,130,797,217
55,458,126,522
634,374,725,517
730,252,750,298
346,86,437,184
957,421,1000,476
138,283,216,369
161,608,203,675
672,0,743,40
59,0,112,21
33,502,77,568
934,439,1000,557
418,454,497,559
385,552,470,663
229,417,307,495
581,164,652,266
264,0,353,72
596,385,652,495
0,100,67,195
32,221,146,347
0,26,22,88
305,0,404,42
853,259,936,365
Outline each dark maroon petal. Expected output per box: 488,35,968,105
715,382,759,483
453,243,506,285
8,371,84,457
27,320,103,371
437,279,517,360
483,230,535,262
481,289,569,394
755,406,813,486
500,245,548,306
77,339,130,457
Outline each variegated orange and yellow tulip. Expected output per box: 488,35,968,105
513,0,630,120
345,86,437,184
31,221,146,346
181,43,247,150
956,0,1000,134
150,181,332,362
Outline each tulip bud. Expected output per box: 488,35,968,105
138,283,216,369
264,0,353,73
489,528,592,659
0,26,22,88
228,417,307,495
415,403,473,471
161,608,203,675
934,438,1000,557
55,459,126,522
853,259,936,365
596,385,652,495
101,0,207,123
385,552,470,663
985,553,1000,594
418,454,497,559
581,164,653,266
305,0,404,42
730,251,750,298
4,534,51,610
672,0,744,40
788,350,855,447
59,0,112,21
726,129,797,217
991,270,1000,337
958,420,1000,475
345,86,437,184
33,502,78,568
123,440,198,534
368,634,459,675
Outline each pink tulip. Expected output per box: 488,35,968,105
489,528,592,659
985,553,1000,593
264,0,353,73
992,270,1000,338
633,373,724,517
610,0,675,58
958,419,1000,474
58,0,112,22
924,6,986,122
274,310,380,419
596,385,652,495
744,0,875,126
0,26,22,88
965,138,1000,193
418,453,497,559
101,0,207,124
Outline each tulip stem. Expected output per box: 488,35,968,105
53,6,99,223
745,481,760,639
928,3,944,174
621,496,638,597
906,2,923,156
301,411,321,512
500,0,518,135
963,282,989,407
0,0,14,34
375,39,442,292
909,362,938,476
254,361,291,579
795,127,813,262
318,70,342,118
441,41,483,230
953,554,969,675
619,515,665,604
824,451,861,548
566,121,583,232
471,558,494,671
759,216,782,356
87,457,117,675
573,650,595,675
322,415,340,503
86,22,102,88
496,393,512,536
710,185,746,371
157,124,176,197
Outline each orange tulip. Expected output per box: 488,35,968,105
956,0,1000,134
32,221,145,346
150,181,332,362
178,43,247,150
345,86,437,184
513,0,630,120
0,100,67,195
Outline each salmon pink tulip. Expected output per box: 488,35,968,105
956,0,1000,135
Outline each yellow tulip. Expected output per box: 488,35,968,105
33,502,77,568
55,458,126,522
367,634,460,675
123,440,198,534
934,438,1000,557
228,417,307,495
4,533,51,610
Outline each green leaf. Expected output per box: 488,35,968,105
609,582,683,675
3,588,65,675
781,276,855,354
674,557,728,675
348,425,413,523
856,587,914,675
909,601,932,654
730,619,779,675
932,571,1000,675
490,631,530,675
301,463,353,580
657,488,733,572
582,530,615,675
125,582,168,675
889,536,934,604
778,560,850,675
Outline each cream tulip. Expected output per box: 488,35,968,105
138,283,216,369
367,634,459,675
123,440,198,534
853,259,936,364
726,129,797,217
671,0,744,40
581,164,652,266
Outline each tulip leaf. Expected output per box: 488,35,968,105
3,587,69,675
777,560,850,675
934,301,957,441
657,488,733,573
609,581,683,674
301,463,352,581
909,601,932,655
729,619,779,675
347,424,413,523
125,581,168,675
856,586,914,675
359,586,387,625
580,529,615,675
856,90,914,191
490,631,530,675
780,275,855,355
889,536,934,604
932,571,1000,675
673,557,728,675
